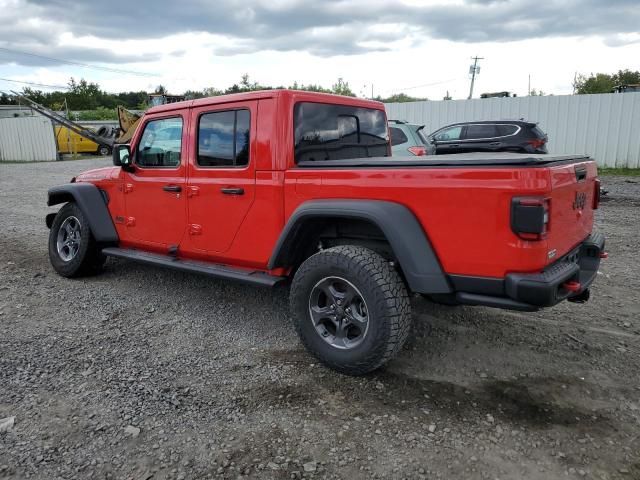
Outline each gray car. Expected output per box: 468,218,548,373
389,120,436,157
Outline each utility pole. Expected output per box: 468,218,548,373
468,56,483,99
528,74,531,96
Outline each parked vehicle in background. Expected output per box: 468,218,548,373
388,120,435,156
55,125,112,156
46,90,604,376
429,120,548,155
480,91,516,98
612,84,640,93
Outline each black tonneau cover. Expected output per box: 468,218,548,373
297,152,591,168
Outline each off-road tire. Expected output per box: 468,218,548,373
48,203,105,278
290,246,412,376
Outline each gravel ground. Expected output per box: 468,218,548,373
1,159,639,480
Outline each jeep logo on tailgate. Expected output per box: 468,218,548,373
573,191,587,210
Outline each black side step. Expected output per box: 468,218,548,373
101,247,285,287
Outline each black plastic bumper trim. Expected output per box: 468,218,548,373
448,233,605,309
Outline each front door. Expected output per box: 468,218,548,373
433,125,464,154
185,102,257,254
124,115,187,249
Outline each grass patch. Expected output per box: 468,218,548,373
598,167,640,176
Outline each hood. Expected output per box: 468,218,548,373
75,166,120,183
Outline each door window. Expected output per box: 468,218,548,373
464,124,498,140
136,118,183,167
390,127,409,146
497,124,518,136
434,126,462,141
197,109,251,167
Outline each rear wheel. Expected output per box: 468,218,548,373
290,246,412,375
48,203,105,277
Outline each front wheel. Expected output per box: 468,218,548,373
97,145,111,156
48,203,105,277
290,246,412,376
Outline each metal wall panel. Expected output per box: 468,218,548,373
0,116,57,162
385,92,640,168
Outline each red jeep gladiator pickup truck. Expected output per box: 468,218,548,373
46,90,605,375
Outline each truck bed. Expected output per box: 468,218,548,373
298,153,590,168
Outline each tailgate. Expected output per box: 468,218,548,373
545,160,599,264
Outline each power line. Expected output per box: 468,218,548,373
0,46,159,78
0,76,69,90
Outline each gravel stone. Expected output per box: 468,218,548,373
0,160,638,478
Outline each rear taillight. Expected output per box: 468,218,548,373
593,178,601,209
511,197,550,241
527,138,546,149
408,146,428,156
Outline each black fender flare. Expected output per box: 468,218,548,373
47,183,118,243
268,199,451,294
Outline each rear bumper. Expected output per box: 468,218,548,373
450,233,605,311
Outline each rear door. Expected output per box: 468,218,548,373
461,124,500,152
185,101,257,254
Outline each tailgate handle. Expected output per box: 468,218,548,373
574,166,587,182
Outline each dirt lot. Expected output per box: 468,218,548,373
1,159,638,480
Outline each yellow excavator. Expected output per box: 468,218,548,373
12,91,184,148
116,106,141,143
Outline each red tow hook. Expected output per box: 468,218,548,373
562,281,582,293
599,251,608,259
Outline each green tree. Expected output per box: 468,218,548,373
574,70,640,94
331,78,355,97
376,93,427,103
574,73,616,94
288,81,332,94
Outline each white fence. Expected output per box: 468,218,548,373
0,116,57,162
385,92,640,168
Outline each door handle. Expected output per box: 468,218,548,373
163,185,182,193
221,187,244,195
449,144,460,148
489,142,501,146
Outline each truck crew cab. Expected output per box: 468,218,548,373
46,90,606,375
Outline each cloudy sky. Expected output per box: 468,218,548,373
0,0,639,99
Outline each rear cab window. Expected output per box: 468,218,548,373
294,102,389,163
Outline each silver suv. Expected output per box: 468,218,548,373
389,120,436,157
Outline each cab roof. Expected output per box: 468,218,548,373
146,89,385,115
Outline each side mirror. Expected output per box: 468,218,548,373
113,144,133,171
